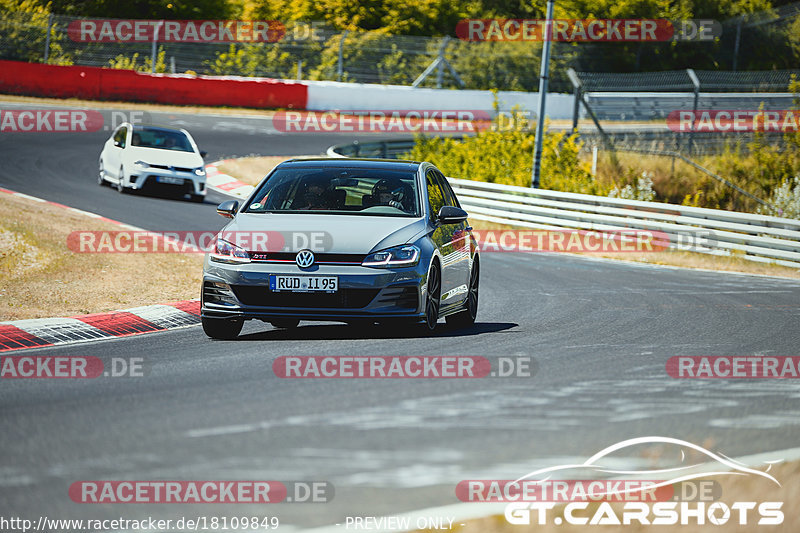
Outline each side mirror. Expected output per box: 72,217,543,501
216,200,239,219
437,205,468,225
200,150,207,158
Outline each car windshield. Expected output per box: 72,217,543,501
131,128,194,152
245,167,420,217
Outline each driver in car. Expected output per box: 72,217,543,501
373,179,412,211
296,180,330,210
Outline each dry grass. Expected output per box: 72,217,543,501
216,154,322,186
467,219,800,279
0,192,203,321
443,459,800,533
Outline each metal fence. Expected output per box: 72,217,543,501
1,12,566,90
326,140,800,267
4,8,800,92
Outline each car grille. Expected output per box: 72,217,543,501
203,281,237,305
230,285,379,308
142,176,192,192
376,286,418,310
149,164,193,172
248,252,365,264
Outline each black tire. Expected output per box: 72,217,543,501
98,160,106,186
421,260,441,333
116,167,127,194
270,318,299,329
446,259,479,329
190,194,205,203
202,317,244,339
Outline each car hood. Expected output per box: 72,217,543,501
124,147,202,168
225,213,429,254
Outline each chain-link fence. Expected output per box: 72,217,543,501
1,12,572,91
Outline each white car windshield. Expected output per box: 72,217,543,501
131,128,194,152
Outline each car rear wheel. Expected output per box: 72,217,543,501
446,259,479,329
202,317,244,339
421,261,441,332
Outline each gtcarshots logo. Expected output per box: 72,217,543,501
456,19,720,42
67,20,285,43
501,437,783,526
0,109,104,132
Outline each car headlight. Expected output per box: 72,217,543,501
210,237,250,264
134,160,149,169
362,245,420,268
194,167,206,176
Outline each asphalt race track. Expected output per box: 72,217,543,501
1,101,799,529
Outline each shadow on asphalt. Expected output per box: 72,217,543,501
232,321,518,341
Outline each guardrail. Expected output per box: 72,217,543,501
328,140,800,268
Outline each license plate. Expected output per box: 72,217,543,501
270,275,338,293
157,176,183,185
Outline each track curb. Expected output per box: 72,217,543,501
0,186,202,352
204,160,253,199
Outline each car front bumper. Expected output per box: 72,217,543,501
129,168,206,196
201,257,427,322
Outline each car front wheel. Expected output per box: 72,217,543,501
202,317,244,339
421,260,441,333
116,167,127,193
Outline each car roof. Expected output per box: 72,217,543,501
276,158,423,171
130,123,188,134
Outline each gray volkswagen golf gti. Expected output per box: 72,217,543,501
201,158,479,339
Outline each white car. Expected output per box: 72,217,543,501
98,123,207,202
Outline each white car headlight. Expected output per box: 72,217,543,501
194,167,206,176
362,245,420,268
210,237,250,264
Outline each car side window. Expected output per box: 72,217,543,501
113,127,127,148
435,170,460,208
426,169,446,219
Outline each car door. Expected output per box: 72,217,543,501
425,168,459,308
105,125,127,180
434,169,470,305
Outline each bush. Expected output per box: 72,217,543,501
403,114,607,195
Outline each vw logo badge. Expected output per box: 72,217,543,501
296,249,315,268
